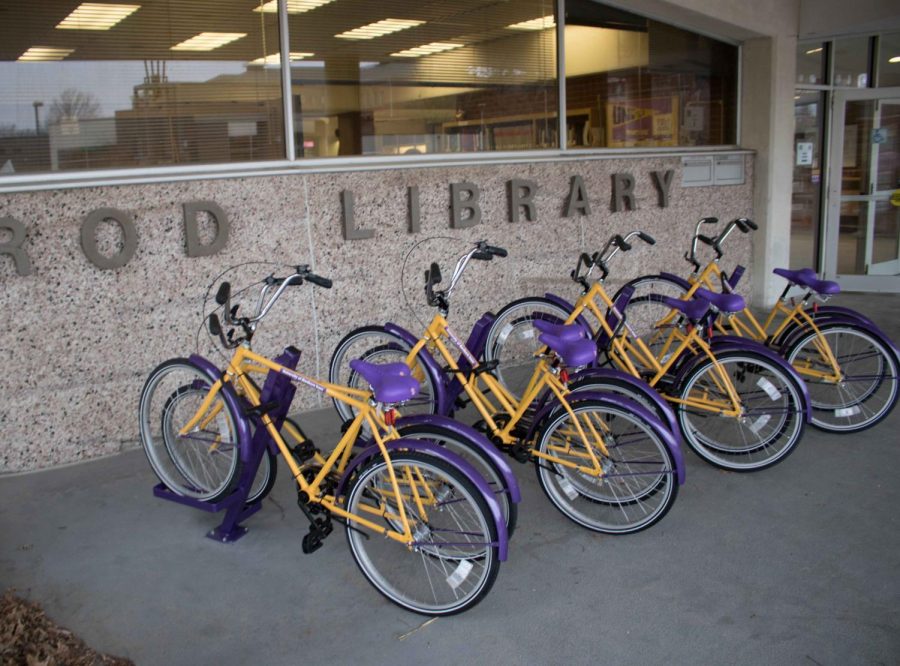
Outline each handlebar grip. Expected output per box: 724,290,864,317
697,234,715,246
580,252,594,268
736,217,758,231
305,273,332,288
426,262,442,285
472,251,493,261
208,313,222,336
485,245,508,258
638,232,656,245
215,281,231,306
700,216,719,225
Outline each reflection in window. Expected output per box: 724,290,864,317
877,32,900,88
563,1,737,148
796,42,826,85
287,0,558,157
833,35,871,88
0,1,283,174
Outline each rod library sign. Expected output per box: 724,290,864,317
1,170,674,276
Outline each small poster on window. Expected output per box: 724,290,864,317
796,142,814,166
606,96,678,147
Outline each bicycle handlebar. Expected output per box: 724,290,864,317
685,217,755,269
423,240,507,311
572,230,654,286
208,265,332,348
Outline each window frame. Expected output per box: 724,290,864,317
0,0,744,193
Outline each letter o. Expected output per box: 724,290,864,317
80,208,137,270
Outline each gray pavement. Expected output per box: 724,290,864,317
2,293,900,665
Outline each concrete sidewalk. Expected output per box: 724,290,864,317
2,293,899,665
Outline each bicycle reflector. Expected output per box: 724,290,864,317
384,408,397,426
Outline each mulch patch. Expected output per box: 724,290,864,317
1,590,133,666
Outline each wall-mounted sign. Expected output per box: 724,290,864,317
796,142,814,166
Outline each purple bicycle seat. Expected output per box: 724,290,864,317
660,296,710,321
349,359,421,404
532,318,585,341
774,267,840,295
693,287,745,313
538,333,597,367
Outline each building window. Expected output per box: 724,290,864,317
0,1,284,175
796,42,827,85
563,0,738,148
876,32,900,88
286,0,558,157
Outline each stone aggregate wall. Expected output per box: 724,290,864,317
0,155,754,471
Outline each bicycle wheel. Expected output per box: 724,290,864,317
533,399,678,534
674,350,805,471
614,276,691,355
329,325,438,422
139,359,242,502
567,375,674,432
482,297,575,400
344,451,500,616
785,323,899,433
396,423,517,536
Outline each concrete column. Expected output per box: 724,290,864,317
740,34,798,306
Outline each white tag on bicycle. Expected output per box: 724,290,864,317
834,406,861,418
748,414,771,434
519,327,534,340
558,476,580,500
446,560,473,590
756,377,781,401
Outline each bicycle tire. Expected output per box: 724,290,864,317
674,350,805,471
482,297,575,400
533,399,678,534
344,451,500,616
329,325,438,422
139,359,243,502
613,275,692,352
396,423,517,536
567,375,675,433
785,323,899,433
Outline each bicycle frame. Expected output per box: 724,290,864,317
399,312,684,482
180,342,505,551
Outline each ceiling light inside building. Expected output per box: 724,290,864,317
889,56,900,63
171,32,247,51
336,19,424,40
249,51,315,65
18,46,75,61
391,42,463,57
56,3,140,30
805,47,823,55
507,15,555,30
253,0,334,14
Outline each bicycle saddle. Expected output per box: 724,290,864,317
693,287,745,313
773,268,840,295
531,318,586,341
658,295,711,321
538,332,597,367
349,359,421,404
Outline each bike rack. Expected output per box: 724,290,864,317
152,348,300,543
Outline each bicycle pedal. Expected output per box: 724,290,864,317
509,445,531,464
291,441,318,464
302,527,329,554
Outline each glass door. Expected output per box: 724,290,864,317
824,87,900,291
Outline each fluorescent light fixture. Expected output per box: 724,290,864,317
18,46,75,61
56,3,140,30
507,15,554,30
336,18,424,40
805,47,823,55
171,32,247,51
249,51,315,65
391,42,462,57
253,0,334,13
889,56,900,64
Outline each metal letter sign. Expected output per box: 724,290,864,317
0,216,33,276
80,208,138,270
450,182,482,229
183,201,230,257
508,179,538,222
341,190,375,240
564,176,590,217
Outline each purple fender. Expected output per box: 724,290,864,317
681,337,812,422
543,293,593,336
525,391,685,485
188,354,254,461
335,438,509,560
394,414,521,503
568,367,681,441
383,322,450,415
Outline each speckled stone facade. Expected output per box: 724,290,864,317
0,155,754,471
